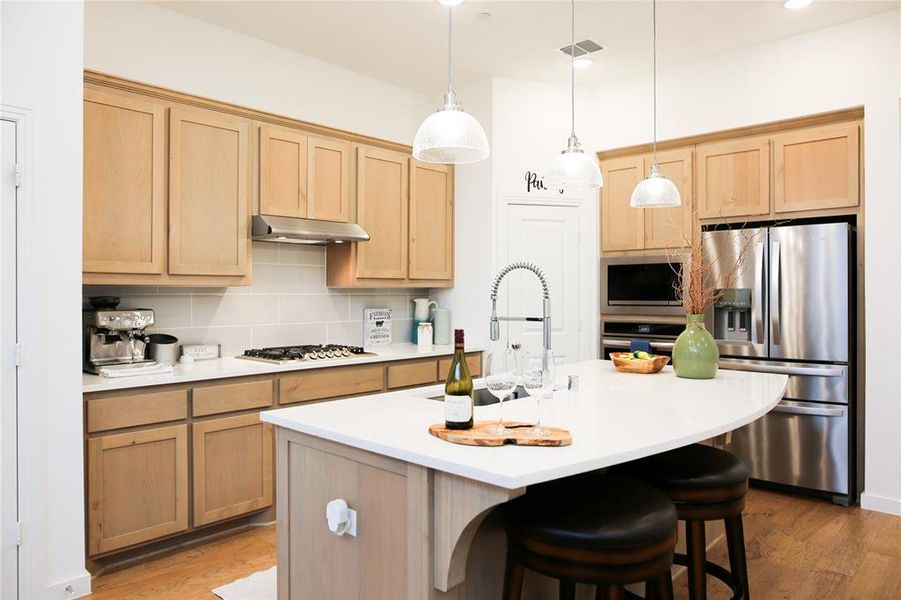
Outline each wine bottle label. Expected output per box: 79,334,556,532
444,394,472,422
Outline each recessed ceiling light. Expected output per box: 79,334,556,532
573,58,593,69
438,0,464,6
784,0,814,10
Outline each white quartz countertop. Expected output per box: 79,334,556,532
82,343,477,393
261,360,787,490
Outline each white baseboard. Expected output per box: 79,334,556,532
861,491,901,516
44,570,92,599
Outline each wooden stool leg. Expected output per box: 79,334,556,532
686,520,708,600
503,552,524,600
645,572,674,600
725,515,750,600
595,584,625,600
559,579,576,600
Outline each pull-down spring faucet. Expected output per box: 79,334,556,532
489,262,552,351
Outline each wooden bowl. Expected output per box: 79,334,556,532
610,352,671,374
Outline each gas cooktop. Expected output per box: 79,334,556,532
237,344,371,364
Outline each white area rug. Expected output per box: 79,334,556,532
212,566,276,600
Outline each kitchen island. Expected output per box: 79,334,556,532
261,359,787,599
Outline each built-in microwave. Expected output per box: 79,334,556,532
600,255,685,316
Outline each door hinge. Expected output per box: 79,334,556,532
14,163,22,188
15,522,21,546
14,343,21,367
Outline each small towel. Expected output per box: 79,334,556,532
630,340,651,353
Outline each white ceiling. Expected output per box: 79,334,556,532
154,1,899,94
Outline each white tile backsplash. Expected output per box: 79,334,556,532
84,242,430,355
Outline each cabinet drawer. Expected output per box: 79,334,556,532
438,353,482,380
279,364,384,405
193,378,273,417
87,389,187,433
387,359,438,389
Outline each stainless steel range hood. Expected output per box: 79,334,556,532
252,214,370,245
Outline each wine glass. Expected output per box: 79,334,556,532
485,349,517,436
522,350,556,437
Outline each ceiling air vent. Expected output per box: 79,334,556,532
559,39,605,57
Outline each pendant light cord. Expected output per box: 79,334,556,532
447,6,454,96
652,0,658,164
570,0,576,138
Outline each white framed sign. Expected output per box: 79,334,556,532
363,308,392,347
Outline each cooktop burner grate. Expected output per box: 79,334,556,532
238,344,369,363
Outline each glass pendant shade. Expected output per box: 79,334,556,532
630,163,681,207
545,136,602,190
413,98,490,164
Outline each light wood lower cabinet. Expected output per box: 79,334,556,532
192,414,273,526
87,425,188,556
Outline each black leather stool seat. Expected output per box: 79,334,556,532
505,474,677,552
614,444,750,505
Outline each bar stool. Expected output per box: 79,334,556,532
503,473,678,600
613,444,751,600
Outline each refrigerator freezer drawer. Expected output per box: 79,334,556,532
723,400,848,495
719,359,849,404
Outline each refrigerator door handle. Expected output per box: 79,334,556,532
771,240,782,346
771,402,846,418
754,241,764,344
719,359,845,378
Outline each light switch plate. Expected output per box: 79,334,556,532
181,343,221,360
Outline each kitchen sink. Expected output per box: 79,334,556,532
428,385,528,407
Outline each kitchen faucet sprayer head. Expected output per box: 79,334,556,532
490,318,500,342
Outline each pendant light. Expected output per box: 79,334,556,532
631,0,681,208
545,0,602,190
413,0,489,165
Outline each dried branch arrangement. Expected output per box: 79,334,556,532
663,204,760,315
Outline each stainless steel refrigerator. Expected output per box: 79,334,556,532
702,223,853,502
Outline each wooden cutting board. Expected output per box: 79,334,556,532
428,421,572,447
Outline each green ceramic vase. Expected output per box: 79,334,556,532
672,314,719,379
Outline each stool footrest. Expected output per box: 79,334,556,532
673,553,744,600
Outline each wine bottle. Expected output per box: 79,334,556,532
444,329,474,430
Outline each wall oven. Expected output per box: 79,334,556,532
600,255,684,317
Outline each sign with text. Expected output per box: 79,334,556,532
363,308,393,347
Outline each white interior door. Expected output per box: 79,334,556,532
1,117,18,599
505,203,581,363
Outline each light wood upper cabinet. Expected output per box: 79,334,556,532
643,149,694,250
259,125,308,218
601,156,645,252
354,147,409,280
87,424,188,556
409,160,453,280
773,124,859,214
169,107,251,276
83,89,166,274
696,137,770,219
308,136,351,222
192,414,273,527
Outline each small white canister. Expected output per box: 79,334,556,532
417,322,434,352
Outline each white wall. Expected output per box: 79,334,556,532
84,1,431,144
0,1,90,597
590,10,901,514
86,244,425,353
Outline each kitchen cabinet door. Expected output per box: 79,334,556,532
773,124,859,214
83,88,166,274
259,125,308,218
169,107,251,276
600,156,645,252
192,413,273,526
87,425,188,556
409,159,453,280
643,149,694,250
697,137,770,219
308,136,351,222
355,147,409,279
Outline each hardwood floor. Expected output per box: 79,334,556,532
87,488,901,599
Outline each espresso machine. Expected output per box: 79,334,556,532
83,297,168,376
